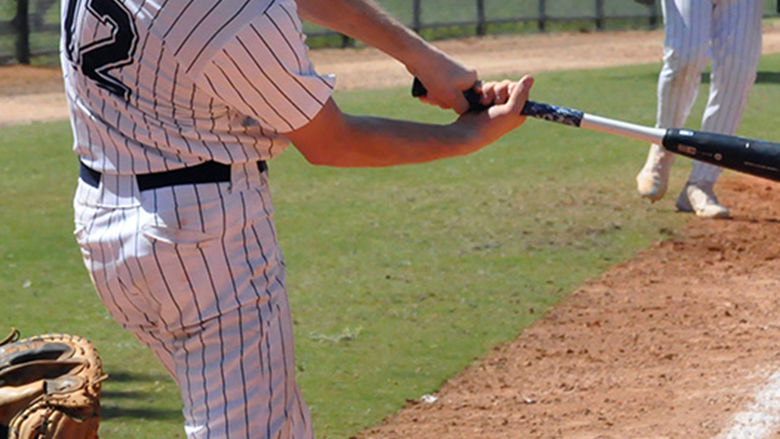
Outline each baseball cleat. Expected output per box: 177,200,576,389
636,144,674,202
675,181,730,219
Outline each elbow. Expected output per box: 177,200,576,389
298,147,334,166
293,126,353,167
287,99,355,167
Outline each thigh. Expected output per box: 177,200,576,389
135,180,312,438
73,182,179,375
176,299,313,439
133,179,285,333
711,0,763,65
662,0,713,54
75,169,312,438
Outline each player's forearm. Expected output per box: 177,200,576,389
297,113,482,168
287,78,534,167
296,0,431,73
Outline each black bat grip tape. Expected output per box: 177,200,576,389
412,77,489,113
412,78,584,126
413,77,537,116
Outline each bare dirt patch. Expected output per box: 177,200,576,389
308,29,668,90
3,26,780,439
3,24,780,126
309,22,779,90
0,66,66,126
0,65,64,96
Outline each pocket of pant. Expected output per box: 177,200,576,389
142,224,219,248
73,222,88,244
72,220,97,262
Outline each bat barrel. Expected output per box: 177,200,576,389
522,102,780,183
663,129,780,182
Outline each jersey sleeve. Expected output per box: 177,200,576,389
193,0,335,134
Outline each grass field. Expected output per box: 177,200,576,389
2,54,780,438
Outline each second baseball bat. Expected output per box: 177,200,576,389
412,79,780,182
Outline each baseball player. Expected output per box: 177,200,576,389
60,0,532,437
635,0,763,218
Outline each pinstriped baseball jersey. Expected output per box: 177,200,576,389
61,0,334,177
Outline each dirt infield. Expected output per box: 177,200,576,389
357,176,780,438
4,24,780,126
1,29,672,126
3,27,780,438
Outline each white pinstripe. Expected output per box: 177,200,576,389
648,0,762,184
63,0,331,437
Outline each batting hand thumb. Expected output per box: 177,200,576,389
506,75,534,114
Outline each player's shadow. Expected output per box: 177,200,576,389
728,215,780,224
101,405,183,421
755,71,780,84
100,370,184,421
700,71,780,84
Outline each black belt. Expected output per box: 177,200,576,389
79,160,267,191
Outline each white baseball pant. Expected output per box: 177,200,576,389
73,163,313,439
654,0,763,183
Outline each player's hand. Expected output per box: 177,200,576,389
457,75,534,146
474,80,520,108
407,48,477,115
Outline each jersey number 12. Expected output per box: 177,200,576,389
62,0,138,101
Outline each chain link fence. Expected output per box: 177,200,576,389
1,0,58,64
2,0,778,65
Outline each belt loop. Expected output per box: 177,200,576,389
79,161,101,188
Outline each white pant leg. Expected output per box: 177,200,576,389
73,164,313,439
690,0,763,183
657,0,712,129
73,180,180,376
647,0,712,165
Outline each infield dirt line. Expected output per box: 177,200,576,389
716,369,780,439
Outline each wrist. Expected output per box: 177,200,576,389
402,38,444,78
447,116,488,155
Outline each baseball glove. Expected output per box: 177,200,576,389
634,0,655,5
0,329,107,439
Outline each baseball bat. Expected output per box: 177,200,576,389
412,78,780,182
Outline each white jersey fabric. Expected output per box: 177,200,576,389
63,0,334,178
62,1,333,438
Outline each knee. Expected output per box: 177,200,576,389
713,55,759,89
661,47,708,83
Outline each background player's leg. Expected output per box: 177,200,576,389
637,0,710,201
677,0,762,218
689,0,763,184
